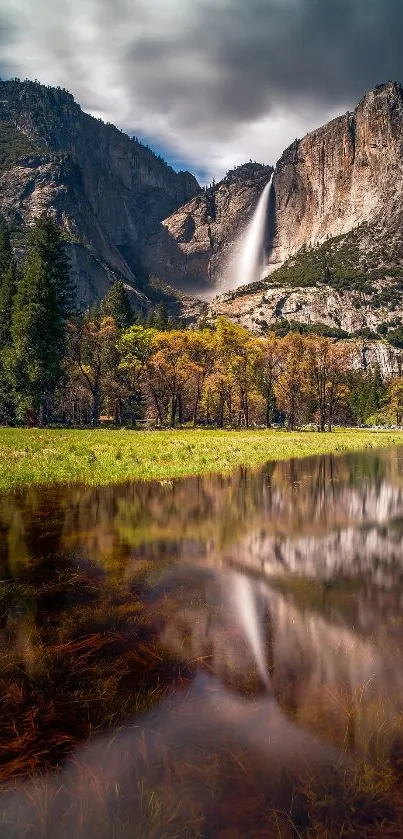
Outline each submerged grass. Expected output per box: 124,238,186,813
1,427,403,490
0,571,195,783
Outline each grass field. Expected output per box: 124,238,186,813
1,427,403,491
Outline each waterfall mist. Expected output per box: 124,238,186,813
197,173,273,300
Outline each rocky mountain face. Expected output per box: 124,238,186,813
206,83,403,345
142,162,273,294
208,275,403,334
146,83,403,293
0,79,200,307
267,82,403,271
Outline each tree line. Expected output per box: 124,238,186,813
0,213,401,430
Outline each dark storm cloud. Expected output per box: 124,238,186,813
1,0,403,178
214,0,403,109
120,0,403,126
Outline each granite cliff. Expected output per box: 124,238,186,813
267,81,403,272
0,79,200,307
206,83,403,345
146,83,403,296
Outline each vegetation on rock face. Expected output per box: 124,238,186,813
0,121,40,170
269,231,371,291
265,227,403,314
264,318,351,339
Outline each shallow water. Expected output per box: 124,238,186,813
2,448,403,837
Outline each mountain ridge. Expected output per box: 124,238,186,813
0,78,200,307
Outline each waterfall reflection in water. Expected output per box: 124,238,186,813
1,447,403,837
230,571,270,689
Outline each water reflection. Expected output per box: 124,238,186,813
2,447,403,837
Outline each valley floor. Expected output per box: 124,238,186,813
1,427,403,491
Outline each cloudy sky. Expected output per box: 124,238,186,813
1,0,402,182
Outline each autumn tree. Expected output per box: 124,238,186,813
148,330,189,426
215,318,263,427
383,378,403,425
258,333,283,427
99,281,139,423
184,330,216,425
274,333,307,430
203,366,236,427
117,324,157,424
305,336,353,431
67,315,119,426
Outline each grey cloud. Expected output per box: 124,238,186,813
1,0,403,179
123,0,403,122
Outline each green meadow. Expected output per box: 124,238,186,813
1,426,403,490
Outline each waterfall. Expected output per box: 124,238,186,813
234,174,273,290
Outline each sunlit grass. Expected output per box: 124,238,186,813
302,760,400,838
1,427,403,490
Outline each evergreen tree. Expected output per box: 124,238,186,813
0,221,17,423
6,213,73,424
101,279,132,329
349,365,385,425
147,302,168,330
371,363,385,414
0,218,12,277
0,262,17,349
133,308,146,326
0,223,16,349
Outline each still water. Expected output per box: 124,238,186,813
2,448,403,837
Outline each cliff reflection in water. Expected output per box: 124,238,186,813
2,447,403,836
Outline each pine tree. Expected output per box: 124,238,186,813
371,363,385,413
148,302,168,330
0,220,17,423
349,365,386,426
0,218,12,277
101,279,132,329
0,223,16,349
6,213,73,424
